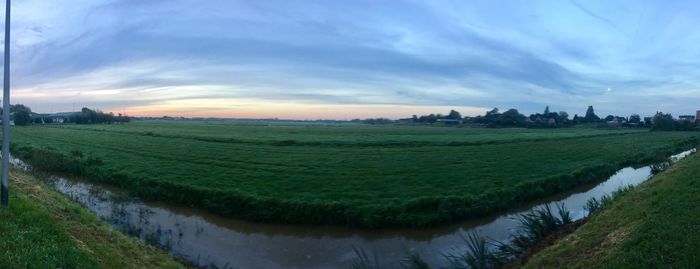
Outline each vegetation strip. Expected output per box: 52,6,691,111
6,123,699,228
0,167,183,268
37,124,644,148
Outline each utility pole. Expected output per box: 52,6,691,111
1,0,11,207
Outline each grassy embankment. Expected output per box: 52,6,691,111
524,150,700,268
7,121,699,228
0,167,183,268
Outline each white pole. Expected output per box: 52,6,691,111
1,0,10,206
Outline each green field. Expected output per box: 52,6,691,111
7,121,699,227
524,149,700,268
0,167,182,269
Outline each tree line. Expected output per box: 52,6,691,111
2,104,130,126
69,107,130,124
408,105,617,128
360,105,697,131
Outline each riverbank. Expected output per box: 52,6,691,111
524,149,700,268
0,166,184,268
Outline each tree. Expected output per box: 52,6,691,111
10,104,32,126
446,109,462,120
651,112,676,131
70,107,118,124
544,106,550,115
629,114,641,124
584,105,600,122
497,108,526,126
557,111,570,125
558,111,569,121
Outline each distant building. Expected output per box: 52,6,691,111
678,115,696,122
32,112,79,124
436,118,462,124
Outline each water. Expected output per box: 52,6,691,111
11,148,696,269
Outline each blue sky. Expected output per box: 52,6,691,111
3,0,700,119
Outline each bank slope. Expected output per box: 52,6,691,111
524,150,700,268
0,167,184,269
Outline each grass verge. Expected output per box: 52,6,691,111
524,149,700,268
0,167,184,269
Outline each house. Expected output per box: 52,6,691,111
33,112,80,124
606,120,620,127
678,115,695,122
436,118,462,124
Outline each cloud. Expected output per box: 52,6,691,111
2,0,700,118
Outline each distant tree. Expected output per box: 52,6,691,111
572,114,581,123
629,114,641,124
496,108,526,126
446,110,462,120
363,118,394,124
544,106,550,115
604,115,615,122
484,108,500,123
557,111,570,126
651,112,676,131
70,107,119,124
417,113,440,123
10,104,32,126
584,105,600,122
558,111,569,121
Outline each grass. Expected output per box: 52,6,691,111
0,167,183,268
6,121,699,227
524,150,700,268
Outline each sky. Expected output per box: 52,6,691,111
2,0,700,119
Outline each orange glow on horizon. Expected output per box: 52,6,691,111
117,98,489,120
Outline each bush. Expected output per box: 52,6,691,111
651,112,676,131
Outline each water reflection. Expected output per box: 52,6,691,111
11,148,696,269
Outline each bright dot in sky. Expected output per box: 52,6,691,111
607,87,612,92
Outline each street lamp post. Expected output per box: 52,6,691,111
1,0,11,207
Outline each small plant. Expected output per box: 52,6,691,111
446,232,501,269
352,247,381,269
556,203,573,225
585,197,602,215
650,162,670,174
515,204,559,242
401,251,431,269
492,238,525,261
586,185,635,216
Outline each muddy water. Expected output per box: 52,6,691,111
13,149,696,269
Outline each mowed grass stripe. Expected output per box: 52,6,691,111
38,121,646,147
